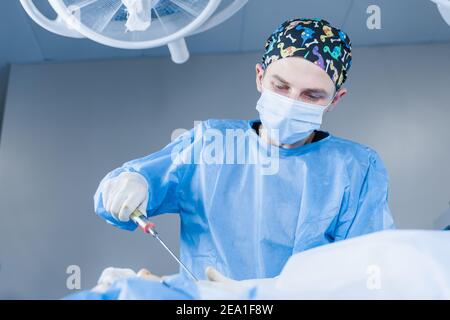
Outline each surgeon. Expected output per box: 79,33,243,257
94,18,395,281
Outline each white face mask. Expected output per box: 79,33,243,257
256,88,333,145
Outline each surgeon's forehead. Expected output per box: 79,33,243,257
265,57,335,93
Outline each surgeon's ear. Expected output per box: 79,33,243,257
255,63,265,93
327,87,348,112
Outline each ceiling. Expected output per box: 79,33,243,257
1,0,449,67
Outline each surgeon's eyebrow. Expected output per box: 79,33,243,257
272,75,290,85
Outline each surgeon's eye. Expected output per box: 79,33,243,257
302,94,322,102
273,83,289,91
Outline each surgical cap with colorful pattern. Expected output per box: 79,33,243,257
261,18,353,91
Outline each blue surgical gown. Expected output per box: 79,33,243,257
94,119,395,280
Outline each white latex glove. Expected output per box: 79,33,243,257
101,171,149,222
92,267,137,292
205,267,238,284
92,267,162,293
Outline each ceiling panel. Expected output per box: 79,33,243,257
0,0,43,65
30,25,162,61
182,9,245,55
343,0,450,46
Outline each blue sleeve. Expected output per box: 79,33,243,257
94,124,201,231
333,151,396,240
